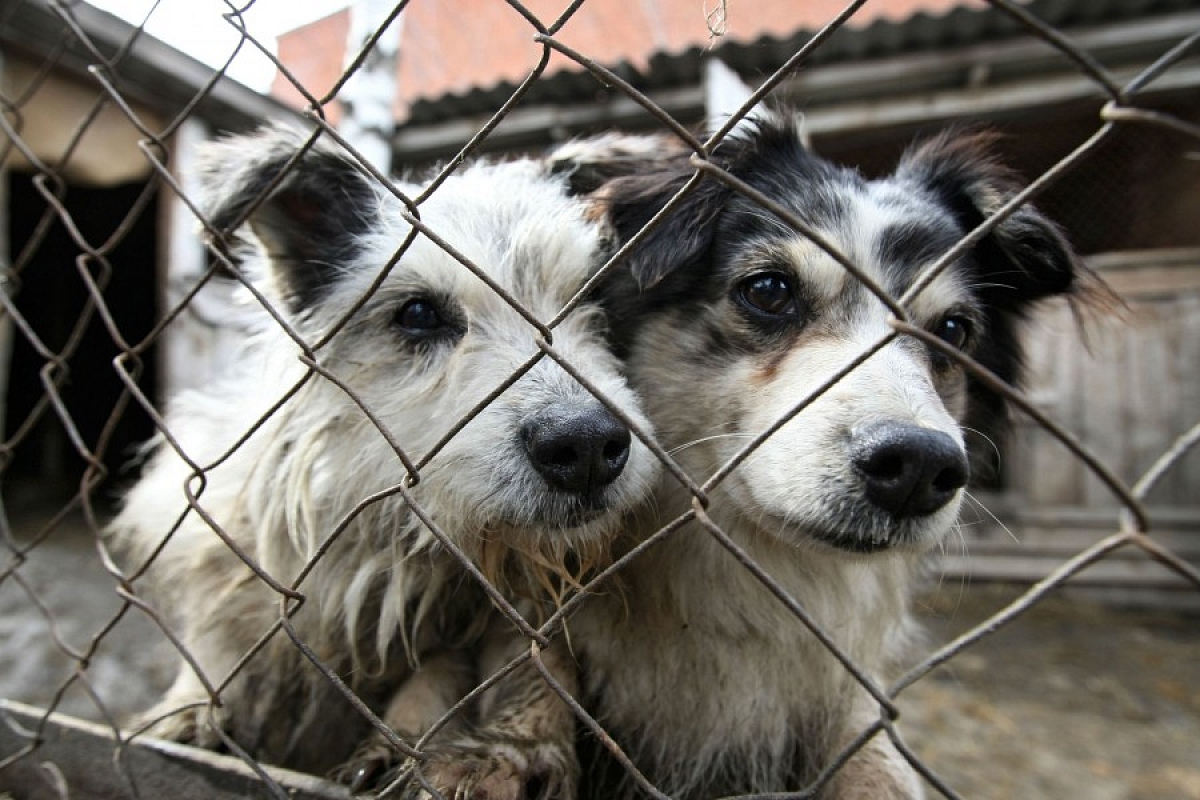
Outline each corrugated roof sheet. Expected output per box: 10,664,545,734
402,0,1200,125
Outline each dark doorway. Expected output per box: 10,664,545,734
3,172,158,511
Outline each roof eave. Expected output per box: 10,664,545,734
1,0,296,133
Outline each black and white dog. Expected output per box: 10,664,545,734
554,117,1089,798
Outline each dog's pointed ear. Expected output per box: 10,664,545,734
895,131,1079,310
199,127,378,311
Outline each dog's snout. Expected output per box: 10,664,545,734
850,421,968,518
523,402,632,495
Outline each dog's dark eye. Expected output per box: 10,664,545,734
933,314,973,351
736,273,799,319
394,298,447,335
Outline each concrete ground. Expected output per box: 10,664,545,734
2,510,1198,799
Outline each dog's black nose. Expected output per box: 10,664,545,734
523,402,632,495
850,421,969,518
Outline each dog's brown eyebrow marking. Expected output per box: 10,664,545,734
753,347,787,385
749,238,850,307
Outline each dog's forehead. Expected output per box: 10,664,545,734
375,163,602,309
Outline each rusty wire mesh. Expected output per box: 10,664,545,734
1,0,1199,798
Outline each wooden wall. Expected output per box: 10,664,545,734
944,249,1200,592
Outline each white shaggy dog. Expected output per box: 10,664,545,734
108,127,657,797
553,118,1090,799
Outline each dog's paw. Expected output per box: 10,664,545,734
424,736,576,800
334,737,409,794
343,736,576,800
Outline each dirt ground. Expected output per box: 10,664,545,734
902,586,1200,799
2,510,1198,799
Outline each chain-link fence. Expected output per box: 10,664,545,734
2,0,1199,798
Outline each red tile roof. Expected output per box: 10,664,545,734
272,0,982,122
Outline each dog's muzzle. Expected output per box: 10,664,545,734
849,421,969,518
522,401,632,502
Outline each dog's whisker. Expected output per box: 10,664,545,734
667,432,754,456
961,425,1002,466
963,489,1019,544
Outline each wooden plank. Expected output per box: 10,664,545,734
1097,264,1200,297
0,700,350,800
1088,249,1200,298
958,525,1200,559
799,63,1200,140
1022,302,1084,507
1174,293,1200,507
1080,301,1130,510
1126,300,1174,506
937,553,1200,590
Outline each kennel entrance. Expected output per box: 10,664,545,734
2,172,158,511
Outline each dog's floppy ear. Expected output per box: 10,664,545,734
896,131,1096,481
577,115,809,290
583,153,731,289
550,133,728,289
549,132,688,198
895,130,1079,309
199,126,379,312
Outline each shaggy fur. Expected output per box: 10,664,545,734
553,117,1087,798
108,127,658,796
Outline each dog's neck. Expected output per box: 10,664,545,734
607,475,922,657
575,475,925,798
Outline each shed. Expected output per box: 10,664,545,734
0,0,294,505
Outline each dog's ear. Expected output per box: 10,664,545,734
590,155,731,289
896,132,1099,482
895,130,1079,309
579,116,811,290
549,133,688,198
550,133,728,289
199,126,378,312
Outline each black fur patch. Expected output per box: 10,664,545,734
205,132,378,313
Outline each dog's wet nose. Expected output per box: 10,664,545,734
850,421,969,518
523,402,632,495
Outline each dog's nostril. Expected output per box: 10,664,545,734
851,421,969,518
863,451,905,481
933,465,966,494
542,443,580,469
524,402,632,496
602,438,629,463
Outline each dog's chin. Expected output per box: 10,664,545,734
750,502,958,557
807,524,933,556
494,493,625,543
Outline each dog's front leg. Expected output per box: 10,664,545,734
401,618,580,800
131,576,288,754
337,648,474,792
821,708,925,800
